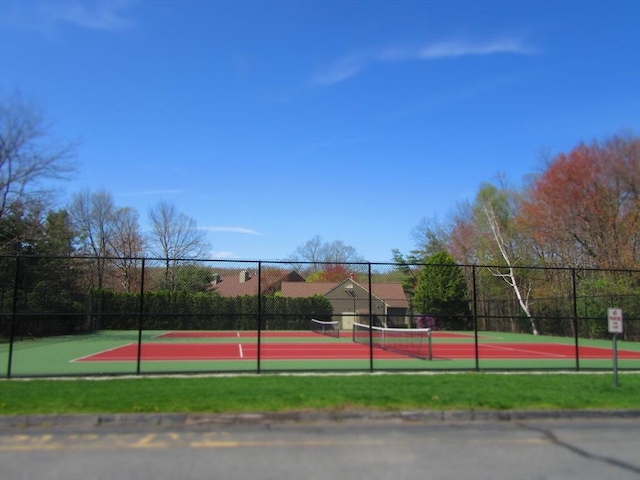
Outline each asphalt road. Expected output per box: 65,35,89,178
1,414,639,480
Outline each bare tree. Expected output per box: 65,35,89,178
288,235,365,274
323,239,364,264
288,235,325,272
0,93,76,252
147,200,210,291
68,190,117,288
109,207,146,292
410,215,450,260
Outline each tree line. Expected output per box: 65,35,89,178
2,93,639,299
402,134,639,271
0,94,212,291
395,134,639,336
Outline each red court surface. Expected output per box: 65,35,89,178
156,331,323,338
155,331,476,339
75,341,640,362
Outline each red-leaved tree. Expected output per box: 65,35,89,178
520,134,640,269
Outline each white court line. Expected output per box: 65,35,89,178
484,343,566,358
443,332,504,340
70,342,137,363
557,342,618,352
237,331,243,358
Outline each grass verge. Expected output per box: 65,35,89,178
1,373,639,415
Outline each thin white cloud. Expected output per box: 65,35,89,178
2,0,134,32
200,226,262,236
312,54,369,86
312,37,538,86
418,39,536,59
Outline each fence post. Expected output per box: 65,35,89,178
257,261,262,374
6,256,20,378
572,268,580,371
136,258,145,375
472,264,479,372
368,263,374,373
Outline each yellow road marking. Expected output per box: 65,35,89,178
129,433,167,449
0,432,547,452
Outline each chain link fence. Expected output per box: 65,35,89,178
0,255,638,377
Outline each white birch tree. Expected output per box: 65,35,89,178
483,202,539,335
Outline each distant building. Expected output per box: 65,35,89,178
281,274,409,329
206,270,305,296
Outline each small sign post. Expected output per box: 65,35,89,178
607,308,623,387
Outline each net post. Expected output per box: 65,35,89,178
428,328,433,360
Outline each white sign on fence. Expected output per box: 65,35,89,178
607,308,623,334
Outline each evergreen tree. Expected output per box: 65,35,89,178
413,251,471,330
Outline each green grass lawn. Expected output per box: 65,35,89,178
1,373,639,415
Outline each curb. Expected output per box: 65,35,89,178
1,409,639,430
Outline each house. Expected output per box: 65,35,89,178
281,274,410,330
206,269,305,297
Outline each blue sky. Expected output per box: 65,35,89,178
1,0,639,262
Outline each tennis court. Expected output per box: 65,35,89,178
2,320,639,377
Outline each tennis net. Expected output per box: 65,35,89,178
352,322,433,360
310,318,340,338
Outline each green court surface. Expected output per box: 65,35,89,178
0,330,638,377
